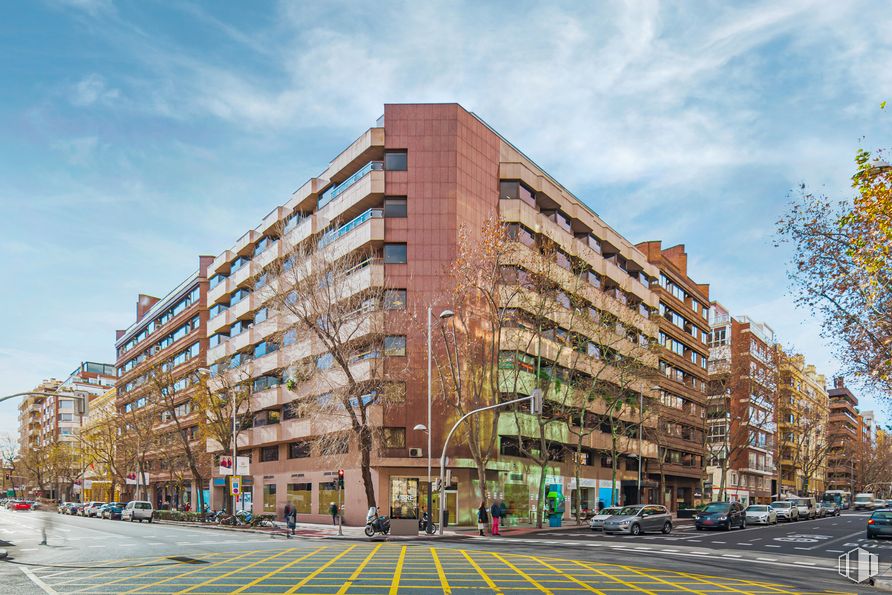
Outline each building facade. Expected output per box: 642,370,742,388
706,304,778,505
114,256,213,509
204,103,664,525
827,377,860,493
636,242,710,510
776,354,828,497
80,387,121,502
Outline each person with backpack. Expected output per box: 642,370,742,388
477,502,489,536
490,499,502,536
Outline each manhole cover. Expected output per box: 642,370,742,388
166,556,207,564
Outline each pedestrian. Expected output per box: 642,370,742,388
490,499,502,535
284,501,297,537
477,501,489,536
329,502,339,526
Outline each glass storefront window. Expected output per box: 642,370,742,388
287,483,312,514
263,483,277,513
318,482,340,514
390,477,419,519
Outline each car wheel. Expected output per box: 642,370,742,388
695,526,703,531
630,524,641,536
662,522,672,534
148,518,153,523
868,532,876,539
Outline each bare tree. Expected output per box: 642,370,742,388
260,220,401,509
0,434,18,496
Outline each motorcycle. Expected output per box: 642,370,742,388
418,512,438,535
365,515,391,537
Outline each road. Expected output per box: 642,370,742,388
0,508,877,594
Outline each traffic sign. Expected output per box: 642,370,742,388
230,475,241,496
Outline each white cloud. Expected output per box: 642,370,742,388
70,73,119,107
51,136,100,165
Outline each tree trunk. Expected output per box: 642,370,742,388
476,461,488,510
574,441,583,525
359,425,376,509
536,459,547,529
720,461,728,501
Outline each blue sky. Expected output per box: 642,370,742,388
1,0,891,439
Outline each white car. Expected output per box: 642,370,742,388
122,500,154,523
589,507,622,531
745,504,777,525
854,493,877,511
83,501,106,517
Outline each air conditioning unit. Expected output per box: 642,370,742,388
408,448,423,458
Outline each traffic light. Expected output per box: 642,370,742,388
432,478,442,492
337,469,344,489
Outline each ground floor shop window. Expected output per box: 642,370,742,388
263,483,277,513
390,477,419,518
287,483,312,514
318,482,340,514
504,484,530,522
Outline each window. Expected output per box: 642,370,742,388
263,483,277,513
209,304,228,318
382,427,406,448
316,353,334,370
230,288,250,305
384,289,407,310
254,307,269,323
318,482,340,514
384,335,407,356
209,274,226,289
287,483,312,514
260,446,279,462
288,441,311,459
253,375,281,392
384,150,408,171
384,243,408,264
209,333,228,348
384,197,407,217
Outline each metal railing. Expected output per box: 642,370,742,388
318,208,382,248
318,161,383,210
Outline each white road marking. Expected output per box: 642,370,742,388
757,557,777,561
826,549,843,553
765,545,781,548
20,566,59,595
710,540,726,544
722,554,742,558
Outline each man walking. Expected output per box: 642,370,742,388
490,498,502,536
283,501,296,537
329,502,339,526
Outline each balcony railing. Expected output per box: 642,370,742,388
318,161,383,210
318,208,383,249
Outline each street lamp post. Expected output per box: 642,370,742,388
422,307,453,532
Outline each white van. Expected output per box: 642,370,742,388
122,500,154,523
854,493,876,511
788,496,817,520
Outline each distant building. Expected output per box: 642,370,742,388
827,377,860,492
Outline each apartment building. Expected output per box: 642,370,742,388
636,242,710,510
114,256,213,509
827,377,860,492
81,387,120,502
776,354,828,496
18,378,62,453
706,303,778,504
204,103,663,525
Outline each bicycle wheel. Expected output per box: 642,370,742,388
425,522,437,535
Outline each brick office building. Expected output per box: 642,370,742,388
204,104,665,526
636,242,710,510
114,256,213,508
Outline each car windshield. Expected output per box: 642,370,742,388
855,496,873,502
703,503,730,513
600,508,621,515
135,502,151,509
747,506,768,511
771,501,790,508
618,506,643,516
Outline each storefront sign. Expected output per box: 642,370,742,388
219,456,250,476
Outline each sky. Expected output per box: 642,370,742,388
1,0,891,440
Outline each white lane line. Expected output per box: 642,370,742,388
21,548,39,551
710,541,726,544
765,545,781,548
757,557,777,561
826,549,843,553
661,549,678,553
148,542,165,545
795,561,817,566
722,554,742,558
795,547,811,550
20,566,59,595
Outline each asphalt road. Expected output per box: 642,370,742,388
0,508,877,594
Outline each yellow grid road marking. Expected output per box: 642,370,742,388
230,546,327,594
461,548,504,594
673,570,800,595
490,552,554,595
89,550,259,595
388,545,407,594
571,559,658,595
430,547,452,594
51,555,174,586
334,542,383,594
617,565,712,595
285,543,357,594
174,547,298,594
529,556,606,594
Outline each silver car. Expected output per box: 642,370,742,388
602,505,672,536
745,504,777,525
589,507,622,531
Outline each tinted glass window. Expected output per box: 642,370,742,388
872,511,892,520
703,503,730,513
384,151,407,171
384,244,408,264
384,197,407,218
384,289,407,310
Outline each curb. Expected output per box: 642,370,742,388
873,576,892,591
0,549,6,559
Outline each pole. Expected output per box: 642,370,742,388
637,391,642,504
231,396,237,514
338,480,343,536
438,394,537,535
426,306,433,531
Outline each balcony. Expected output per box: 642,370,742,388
318,161,383,210
230,261,258,289
318,208,383,249
207,276,232,308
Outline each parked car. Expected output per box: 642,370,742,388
83,501,106,517
875,499,888,509
788,497,817,520
71,502,87,516
867,510,892,539
101,502,125,520
8,500,31,511
589,507,622,531
770,500,800,522
695,501,747,530
819,501,841,517
854,493,877,511
745,504,777,525
122,500,154,523
602,505,672,536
